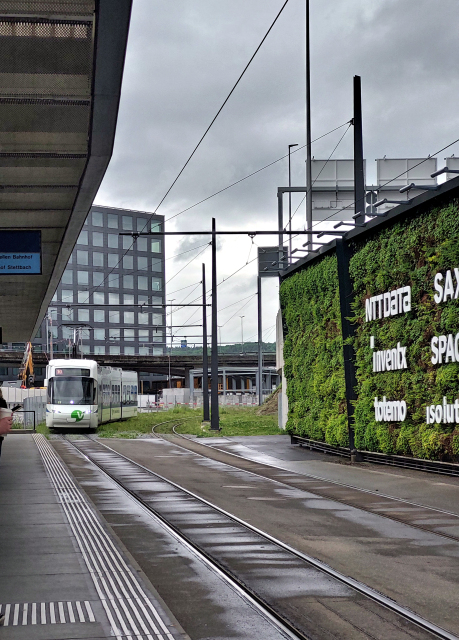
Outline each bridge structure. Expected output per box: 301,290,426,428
0,350,276,378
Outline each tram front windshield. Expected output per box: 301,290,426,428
48,376,95,405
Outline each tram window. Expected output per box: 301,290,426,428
48,377,94,405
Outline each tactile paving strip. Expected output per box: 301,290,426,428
0,600,95,626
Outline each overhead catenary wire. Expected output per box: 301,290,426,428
165,243,211,285
286,122,352,228
221,293,257,328
167,281,202,296
80,237,210,303
149,0,292,221
165,120,351,223
85,1,294,308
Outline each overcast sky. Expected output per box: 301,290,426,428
95,0,459,347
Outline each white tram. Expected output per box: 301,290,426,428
45,359,138,430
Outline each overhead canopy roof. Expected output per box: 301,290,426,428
0,0,132,341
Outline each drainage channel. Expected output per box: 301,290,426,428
68,435,456,640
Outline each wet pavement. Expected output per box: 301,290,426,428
103,435,459,638
52,437,305,640
197,435,459,515
0,435,110,639
60,436,452,640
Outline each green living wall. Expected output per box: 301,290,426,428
281,197,459,461
350,200,459,460
280,254,348,446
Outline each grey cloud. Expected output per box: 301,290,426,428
95,0,459,341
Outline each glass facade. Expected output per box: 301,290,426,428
31,206,165,361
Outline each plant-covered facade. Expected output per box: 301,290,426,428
281,189,459,461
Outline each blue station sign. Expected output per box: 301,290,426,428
0,231,41,275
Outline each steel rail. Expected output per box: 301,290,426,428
75,433,458,640
163,426,459,545
291,434,459,477
64,433,307,640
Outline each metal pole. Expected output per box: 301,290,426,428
288,144,298,263
336,238,358,460
168,299,175,388
305,0,313,235
353,75,365,225
240,315,244,354
50,316,53,360
278,191,284,271
202,263,210,421
257,275,263,406
210,218,220,430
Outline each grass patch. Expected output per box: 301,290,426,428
36,422,50,438
97,406,284,439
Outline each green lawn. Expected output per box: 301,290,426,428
96,406,283,439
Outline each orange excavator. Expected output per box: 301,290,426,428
18,342,34,388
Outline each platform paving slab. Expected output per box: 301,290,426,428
0,436,110,640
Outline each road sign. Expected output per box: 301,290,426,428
0,231,41,275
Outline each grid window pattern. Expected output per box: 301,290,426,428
108,234,118,249
93,252,104,267
93,272,104,287
93,231,104,246
78,309,89,322
34,207,165,372
108,274,119,288
122,215,133,230
77,271,88,285
123,275,134,289
77,250,88,265
62,270,73,285
107,254,118,268
107,214,118,229
123,255,133,269
93,211,103,226
78,230,88,245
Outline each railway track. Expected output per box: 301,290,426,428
58,432,458,640
154,424,459,547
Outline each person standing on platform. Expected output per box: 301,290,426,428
0,388,12,458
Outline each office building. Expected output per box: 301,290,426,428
0,206,166,389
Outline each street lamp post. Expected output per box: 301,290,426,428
168,299,175,388
288,143,298,262
239,315,245,355
218,325,222,348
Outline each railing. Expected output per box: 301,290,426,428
138,393,272,411
12,410,36,432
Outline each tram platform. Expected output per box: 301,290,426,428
0,434,107,639
0,434,186,640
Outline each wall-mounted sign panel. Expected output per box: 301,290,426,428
0,231,41,275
